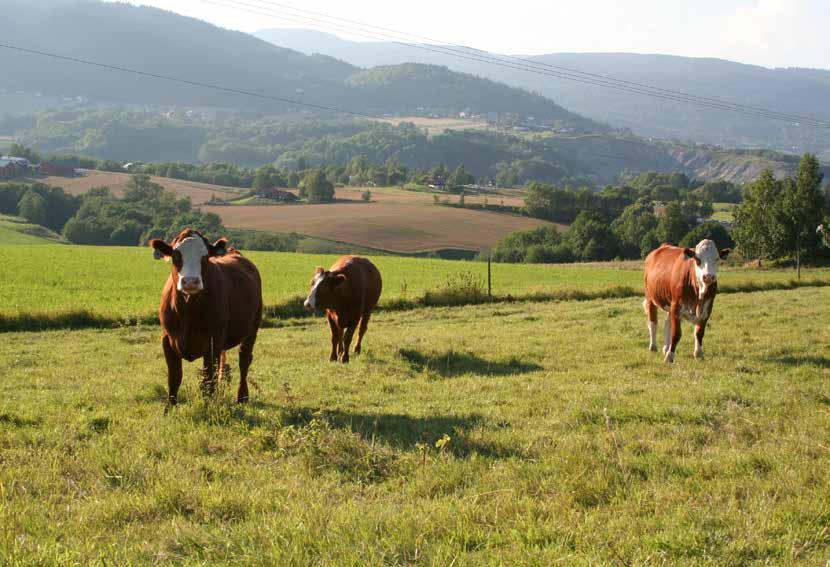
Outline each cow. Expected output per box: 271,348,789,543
149,228,262,406
643,239,731,363
303,256,382,363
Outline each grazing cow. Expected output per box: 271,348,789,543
149,229,262,405
303,256,382,363
643,240,731,363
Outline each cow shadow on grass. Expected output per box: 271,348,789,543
764,355,830,368
276,405,521,459
397,348,542,378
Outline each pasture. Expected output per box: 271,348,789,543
1,285,828,564
3,244,829,328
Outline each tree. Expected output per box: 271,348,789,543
8,143,40,163
446,165,474,193
611,199,658,258
732,168,784,266
252,165,284,191
299,169,335,203
566,212,619,261
656,202,691,245
17,190,48,226
122,174,164,203
680,221,735,250
778,154,825,278
524,182,578,223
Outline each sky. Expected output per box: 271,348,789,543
118,0,829,70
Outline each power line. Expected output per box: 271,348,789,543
206,0,830,129
0,42,376,119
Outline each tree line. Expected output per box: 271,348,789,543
492,155,828,275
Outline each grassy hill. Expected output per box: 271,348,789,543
0,1,600,129
2,244,829,562
0,214,64,245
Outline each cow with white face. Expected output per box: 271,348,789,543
152,232,227,296
643,239,731,363
149,228,263,406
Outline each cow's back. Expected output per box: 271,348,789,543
332,256,382,311
213,252,263,338
644,244,687,308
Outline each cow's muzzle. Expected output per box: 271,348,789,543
180,276,202,295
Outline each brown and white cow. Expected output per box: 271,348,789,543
303,256,382,363
149,229,262,405
643,239,731,363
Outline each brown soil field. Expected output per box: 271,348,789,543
40,171,242,204
204,201,555,253
334,186,526,208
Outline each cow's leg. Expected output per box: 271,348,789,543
694,323,706,360
341,323,357,364
201,339,221,397
218,350,227,385
327,314,340,362
162,335,182,407
237,333,256,403
643,299,658,352
663,314,672,355
354,312,371,355
665,305,682,363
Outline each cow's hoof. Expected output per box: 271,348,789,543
648,344,658,352
237,396,249,404
694,351,704,360
664,352,675,363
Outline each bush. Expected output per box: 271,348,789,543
361,190,372,202
422,272,487,306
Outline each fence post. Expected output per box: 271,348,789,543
487,256,492,299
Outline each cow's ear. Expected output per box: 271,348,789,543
683,248,696,259
149,239,173,260
314,266,325,276
719,247,732,260
210,237,229,257
333,273,347,286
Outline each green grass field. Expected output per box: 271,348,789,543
1,286,828,563
711,202,736,223
0,215,64,246
3,244,829,327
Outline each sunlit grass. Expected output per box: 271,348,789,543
0,287,828,563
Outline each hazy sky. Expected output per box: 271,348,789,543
121,0,828,69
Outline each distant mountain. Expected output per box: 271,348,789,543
255,28,830,157
0,1,601,130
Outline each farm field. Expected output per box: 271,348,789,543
1,286,828,563
370,115,492,135
711,202,736,223
38,170,243,204
3,243,829,328
203,202,553,254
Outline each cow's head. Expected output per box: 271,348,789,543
149,229,228,296
684,239,731,296
303,267,347,311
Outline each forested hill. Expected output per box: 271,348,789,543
0,1,601,129
256,28,830,157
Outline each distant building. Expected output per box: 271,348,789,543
40,161,76,176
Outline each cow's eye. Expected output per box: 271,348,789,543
172,251,183,267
